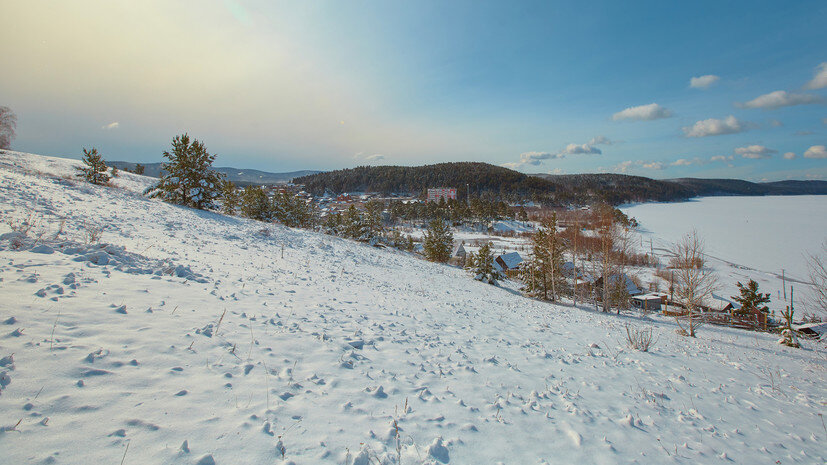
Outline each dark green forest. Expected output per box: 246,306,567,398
294,162,827,205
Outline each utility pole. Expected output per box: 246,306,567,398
782,269,786,301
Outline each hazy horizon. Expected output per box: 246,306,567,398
2,1,826,181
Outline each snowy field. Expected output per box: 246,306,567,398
623,197,827,315
1,151,826,464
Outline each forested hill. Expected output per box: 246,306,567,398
294,162,827,205
665,178,827,196
293,163,693,205
109,161,320,186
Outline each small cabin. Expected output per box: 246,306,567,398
631,293,663,312
494,252,523,272
594,274,642,296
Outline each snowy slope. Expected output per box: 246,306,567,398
0,151,825,464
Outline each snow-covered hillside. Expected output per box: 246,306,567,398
0,151,825,464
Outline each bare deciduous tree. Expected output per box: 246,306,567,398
806,241,827,318
0,106,17,149
670,230,718,337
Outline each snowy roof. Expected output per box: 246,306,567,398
631,293,663,302
495,252,523,270
600,274,642,296
793,322,827,336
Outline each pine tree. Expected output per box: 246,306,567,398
221,180,240,215
110,165,119,178
473,242,500,284
76,147,111,185
273,191,315,228
240,185,273,221
323,212,343,236
423,218,453,262
363,200,384,243
147,134,223,210
521,215,565,301
134,163,145,175
342,205,364,240
732,279,770,314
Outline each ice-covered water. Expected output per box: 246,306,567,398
622,195,827,282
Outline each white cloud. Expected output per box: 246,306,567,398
102,122,119,130
587,135,613,146
613,160,636,173
689,74,719,89
504,137,609,168
352,152,385,163
804,145,827,159
737,90,822,110
613,160,666,172
710,155,733,162
671,158,695,166
783,152,797,160
612,103,673,121
683,115,745,137
770,119,783,127
805,62,827,90
561,143,602,155
642,161,665,170
734,145,777,159
503,151,562,169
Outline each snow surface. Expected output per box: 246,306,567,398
1,151,826,464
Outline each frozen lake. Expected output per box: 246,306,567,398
622,195,827,283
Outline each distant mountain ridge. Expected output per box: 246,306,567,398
293,162,827,205
108,161,320,186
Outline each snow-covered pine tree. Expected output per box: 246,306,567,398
474,242,500,285
110,165,119,178
732,279,770,315
134,163,145,175
423,218,453,263
146,134,223,210
76,147,111,185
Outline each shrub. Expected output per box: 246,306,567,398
625,324,655,351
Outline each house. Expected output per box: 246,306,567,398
494,252,523,272
631,293,663,312
452,242,467,259
452,242,468,267
593,273,642,296
793,322,827,339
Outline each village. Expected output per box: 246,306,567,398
236,181,825,342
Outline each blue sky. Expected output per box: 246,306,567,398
1,0,826,180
